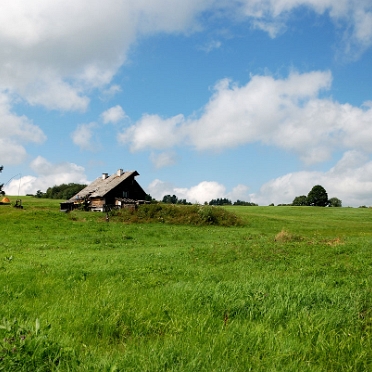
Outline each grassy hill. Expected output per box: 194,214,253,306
1,197,371,370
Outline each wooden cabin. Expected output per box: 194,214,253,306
60,169,148,212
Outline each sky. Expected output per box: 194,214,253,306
1,0,372,206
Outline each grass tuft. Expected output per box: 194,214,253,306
274,229,303,242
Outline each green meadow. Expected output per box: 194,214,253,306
1,197,372,371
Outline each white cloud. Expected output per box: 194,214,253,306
0,139,27,165
118,114,185,151
146,179,176,200
101,105,126,124
0,0,214,112
0,93,46,165
4,156,89,195
251,150,372,207
121,70,372,165
199,39,222,52
147,178,251,204
150,151,178,168
227,184,250,201
236,0,372,54
101,85,122,99
21,75,90,112
0,0,369,116
71,122,100,151
176,181,227,204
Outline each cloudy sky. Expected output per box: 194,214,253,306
1,0,372,206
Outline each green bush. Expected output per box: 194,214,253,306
115,204,242,226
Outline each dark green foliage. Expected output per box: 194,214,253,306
292,195,308,206
307,185,329,206
162,194,178,204
233,200,258,206
145,193,155,202
35,190,44,198
0,318,75,371
43,183,87,200
115,203,242,226
329,197,342,207
161,194,191,204
0,165,4,196
209,198,232,206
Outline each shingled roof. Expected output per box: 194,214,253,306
69,170,139,201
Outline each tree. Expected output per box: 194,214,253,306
292,195,308,206
0,165,4,196
44,183,86,199
329,197,342,207
36,190,44,198
307,185,329,207
233,200,258,206
209,198,232,206
162,194,178,204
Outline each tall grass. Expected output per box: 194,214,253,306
0,198,371,370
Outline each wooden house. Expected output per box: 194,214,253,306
60,169,148,212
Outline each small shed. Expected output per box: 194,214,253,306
61,169,148,212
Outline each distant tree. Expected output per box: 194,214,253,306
177,199,192,205
233,200,258,206
36,190,44,198
44,183,86,199
292,195,308,206
307,185,329,207
329,197,342,207
0,165,4,196
145,194,157,203
162,194,178,204
209,198,232,206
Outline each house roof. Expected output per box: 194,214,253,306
69,170,139,201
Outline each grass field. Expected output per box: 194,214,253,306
1,197,372,371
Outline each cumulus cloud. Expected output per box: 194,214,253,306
4,156,89,195
237,0,372,54
0,93,46,165
147,179,251,204
0,0,369,115
0,0,214,112
251,150,372,207
150,151,178,169
0,0,370,148
101,105,126,124
71,122,100,152
120,70,372,165
199,39,222,52
118,114,185,151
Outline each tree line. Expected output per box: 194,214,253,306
291,185,341,207
161,195,257,206
36,183,87,200
163,185,340,207
0,169,342,208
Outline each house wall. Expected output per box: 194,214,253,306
90,197,106,211
104,176,147,206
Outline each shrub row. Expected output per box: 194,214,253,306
112,204,243,226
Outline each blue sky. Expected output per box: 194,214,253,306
2,0,372,206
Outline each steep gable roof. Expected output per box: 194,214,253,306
69,170,139,201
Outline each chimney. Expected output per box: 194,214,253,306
117,169,124,176
102,173,108,180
